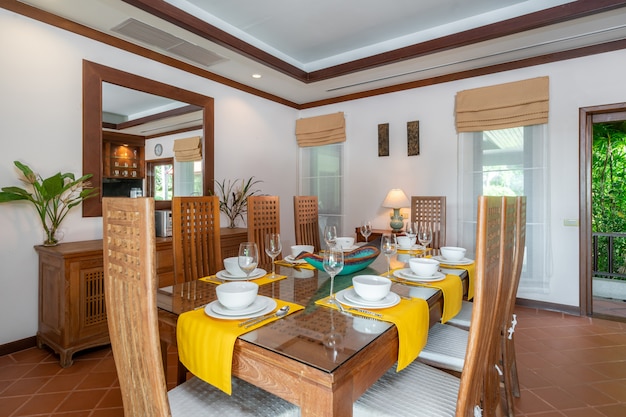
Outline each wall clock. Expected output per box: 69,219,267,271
154,143,163,156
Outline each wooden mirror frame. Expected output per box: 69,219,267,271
82,60,214,217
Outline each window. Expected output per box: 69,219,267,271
147,159,174,201
458,125,550,292
299,143,344,234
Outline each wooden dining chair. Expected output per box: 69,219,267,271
353,196,507,417
443,197,526,416
410,196,446,250
102,197,299,417
247,195,281,265
293,195,321,252
501,196,527,417
172,196,222,284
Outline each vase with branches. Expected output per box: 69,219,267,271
0,161,98,246
210,177,262,228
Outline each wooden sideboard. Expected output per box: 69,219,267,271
35,228,246,367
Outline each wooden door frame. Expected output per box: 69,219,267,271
579,103,626,316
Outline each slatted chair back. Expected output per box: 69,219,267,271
501,196,527,416
102,197,171,417
410,196,446,249
293,195,321,252
172,196,222,284
247,195,281,265
456,196,508,417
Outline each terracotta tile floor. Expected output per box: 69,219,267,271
1,306,625,416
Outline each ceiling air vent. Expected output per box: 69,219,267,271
112,18,227,68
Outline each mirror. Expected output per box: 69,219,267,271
82,60,214,217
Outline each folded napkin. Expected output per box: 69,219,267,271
315,292,429,372
176,299,303,395
200,273,287,286
274,259,316,270
389,272,463,323
438,262,475,300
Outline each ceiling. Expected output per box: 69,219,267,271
13,0,626,113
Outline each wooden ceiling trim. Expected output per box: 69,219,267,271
299,38,626,109
122,0,308,80
0,0,299,109
123,0,626,83
308,0,626,81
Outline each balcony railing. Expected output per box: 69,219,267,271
592,232,626,280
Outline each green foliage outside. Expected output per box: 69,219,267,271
592,122,626,279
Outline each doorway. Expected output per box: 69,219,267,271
579,103,626,320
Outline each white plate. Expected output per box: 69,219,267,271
394,269,446,282
336,288,400,309
432,255,474,265
205,296,277,320
284,255,307,264
216,268,267,281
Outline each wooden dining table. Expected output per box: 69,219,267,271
157,250,468,417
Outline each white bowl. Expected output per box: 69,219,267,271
352,275,391,301
440,246,466,262
216,281,258,310
291,245,315,258
409,258,440,277
396,236,414,249
336,237,355,250
223,257,245,276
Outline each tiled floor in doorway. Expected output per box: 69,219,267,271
1,306,625,416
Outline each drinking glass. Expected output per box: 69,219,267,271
360,220,372,243
418,222,433,254
238,242,259,281
323,246,344,303
380,234,397,277
405,221,417,246
264,233,282,278
323,225,337,250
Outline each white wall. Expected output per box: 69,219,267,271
3,6,626,345
301,48,626,309
0,9,298,344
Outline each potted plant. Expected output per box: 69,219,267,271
210,177,262,228
0,161,98,246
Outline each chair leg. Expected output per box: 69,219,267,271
502,334,520,417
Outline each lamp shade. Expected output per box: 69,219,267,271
382,189,410,209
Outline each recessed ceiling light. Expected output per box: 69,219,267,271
252,74,262,79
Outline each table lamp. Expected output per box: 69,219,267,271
382,188,410,232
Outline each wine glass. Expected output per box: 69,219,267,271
418,222,433,255
405,221,417,248
380,234,397,277
264,233,282,278
323,246,344,304
323,309,344,363
360,220,372,243
238,242,259,281
323,225,337,250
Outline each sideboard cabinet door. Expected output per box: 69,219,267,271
35,241,109,367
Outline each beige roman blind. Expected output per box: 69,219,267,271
295,112,346,147
173,136,202,162
455,76,549,132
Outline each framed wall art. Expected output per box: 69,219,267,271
378,123,389,156
407,120,419,156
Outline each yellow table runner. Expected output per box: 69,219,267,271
438,262,475,300
389,271,463,323
200,273,287,286
315,292,429,372
176,299,304,395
